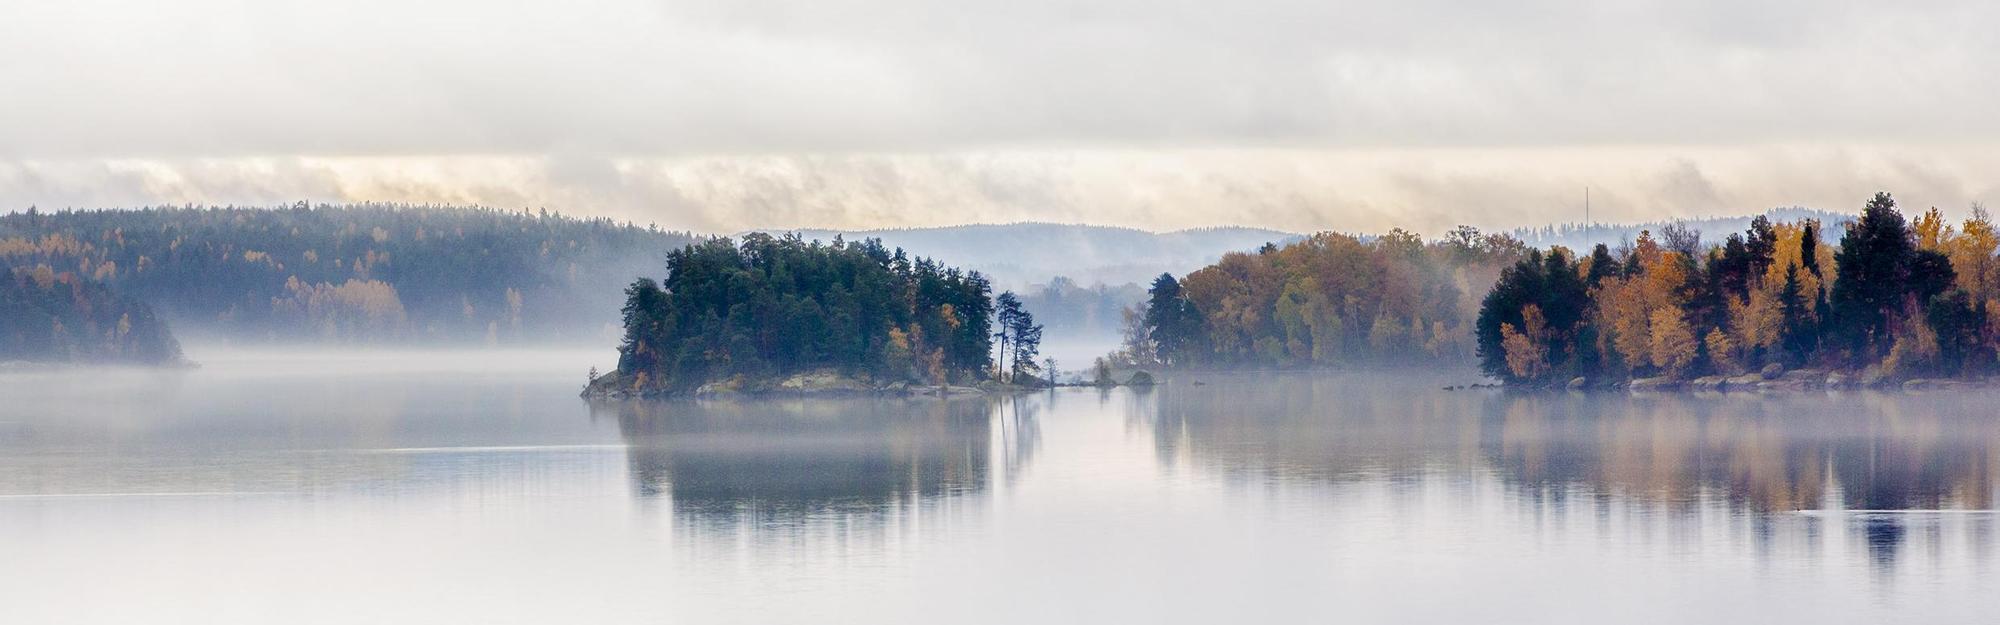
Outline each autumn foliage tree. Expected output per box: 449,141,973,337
1477,192,1997,386
1141,228,1525,371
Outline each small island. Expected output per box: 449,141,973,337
586,233,1048,398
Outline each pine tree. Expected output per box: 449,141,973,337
1586,243,1617,287
1831,192,1915,360
1143,273,1204,367
995,291,1023,379
994,291,1041,382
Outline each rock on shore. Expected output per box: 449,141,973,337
582,368,1034,399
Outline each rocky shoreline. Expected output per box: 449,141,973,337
1540,362,1995,393
581,368,1045,400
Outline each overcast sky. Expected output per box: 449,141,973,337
2,0,1996,234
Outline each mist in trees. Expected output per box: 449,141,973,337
0,263,183,364
0,203,695,344
1015,275,1145,341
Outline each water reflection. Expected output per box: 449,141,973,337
1143,373,2000,509
7,356,2000,622
1483,392,2000,512
598,396,1008,533
0,355,621,498
1142,372,2000,579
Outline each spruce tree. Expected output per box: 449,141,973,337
1831,192,1915,360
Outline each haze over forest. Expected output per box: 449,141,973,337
1,199,1891,369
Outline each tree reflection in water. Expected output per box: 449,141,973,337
1138,371,2000,578
592,372,1998,583
596,396,1013,539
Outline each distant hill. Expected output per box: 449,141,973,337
1509,207,1850,252
751,223,1302,289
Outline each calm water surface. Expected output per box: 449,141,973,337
2,349,1998,623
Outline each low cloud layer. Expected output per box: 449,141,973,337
6,146,1994,235
3,2,1997,231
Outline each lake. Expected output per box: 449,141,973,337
2,349,1997,623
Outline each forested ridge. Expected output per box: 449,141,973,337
0,204,697,344
606,233,1038,395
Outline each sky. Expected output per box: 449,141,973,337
2,0,1997,235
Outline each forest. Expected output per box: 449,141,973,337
1123,192,2000,390
0,263,183,365
1106,226,1529,370
0,203,696,344
606,234,1037,394
1473,192,1997,388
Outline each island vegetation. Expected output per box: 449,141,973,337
590,233,1042,397
1,263,183,365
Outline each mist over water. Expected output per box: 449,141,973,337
1,350,1996,623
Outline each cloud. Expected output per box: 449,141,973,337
5,146,1996,235
2,2,1997,231
3,1,1999,158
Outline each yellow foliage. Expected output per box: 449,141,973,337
0,237,34,257
29,265,56,289
270,278,409,339
1649,308,1698,376
1762,221,1829,309
1946,207,2000,303
1913,207,1952,251
1593,251,1691,371
1727,289,1783,351
1642,251,1689,307
1502,305,1551,379
1884,306,1940,375
1704,328,1739,374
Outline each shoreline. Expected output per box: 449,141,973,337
1475,366,2000,394
580,368,1054,400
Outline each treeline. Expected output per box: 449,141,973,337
1477,192,2000,386
0,203,696,343
1507,206,1847,253
1,263,183,364
612,234,1009,393
1110,228,1529,368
